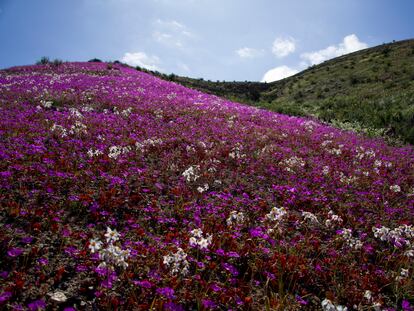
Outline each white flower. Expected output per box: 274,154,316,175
105,227,120,243
87,148,103,158
265,207,287,223
325,211,343,228
182,165,200,182
41,100,53,108
390,185,401,193
189,228,212,249
108,146,122,159
338,228,363,250
226,211,245,226
89,238,103,253
301,211,319,224
189,237,197,247
321,298,348,311
50,291,67,303
404,249,414,257
197,184,209,193
163,248,190,276
364,290,372,301
400,268,409,278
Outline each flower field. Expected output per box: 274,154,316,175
0,62,413,310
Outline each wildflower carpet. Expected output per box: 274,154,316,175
0,62,413,310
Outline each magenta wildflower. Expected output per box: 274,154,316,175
0,291,12,303
402,300,412,311
156,287,175,299
133,280,153,288
27,300,46,311
7,247,23,257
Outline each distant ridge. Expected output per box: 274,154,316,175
140,39,414,144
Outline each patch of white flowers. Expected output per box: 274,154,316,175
303,120,318,132
51,123,68,138
321,298,348,311
265,207,287,223
372,224,414,249
229,143,246,159
89,227,130,270
355,146,376,161
108,145,132,160
186,145,196,153
163,248,190,276
322,166,330,175
69,107,83,119
301,211,319,225
197,183,209,193
373,159,392,174
69,121,87,135
279,156,305,173
81,105,94,112
226,211,245,226
325,211,343,228
327,144,344,156
154,109,163,119
113,106,133,117
182,165,200,182
338,228,363,250
189,228,212,250
87,148,103,158
339,172,358,185
135,138,163,152
389,184,401,193
41,99,53,108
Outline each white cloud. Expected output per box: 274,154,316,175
261,65,298,82
301,34,368,65
236,47,264,59
272,36,296,58
121,52,161,71
152,19,194,49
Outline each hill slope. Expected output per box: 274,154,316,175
146,39,414,144
1,62,414,310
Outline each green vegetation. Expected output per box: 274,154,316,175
139,39,414,144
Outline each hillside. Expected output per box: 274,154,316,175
143,39,414,144
1,62,414,310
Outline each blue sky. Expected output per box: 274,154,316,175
1,0,413,81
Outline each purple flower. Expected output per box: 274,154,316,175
64,308,76,311
0,291,12,303
249,227,268,239
21,236,33,244
76,265,88,272
222,262,239,276
100,271,117,289
402,300,412,311
38,258,48,266
133,280,153,288
7,247,23,257
215,248,225,256
0,271,9,279
164,302,185,311
296,295,308,305
227,251,240,258
202,299,217,309
210,283,221,292
27,300,46,311
156,287,175,299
